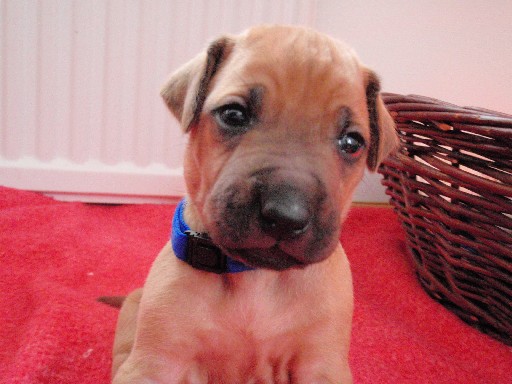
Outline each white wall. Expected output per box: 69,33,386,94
1,0,510,203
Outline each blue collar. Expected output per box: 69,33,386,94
171,199,254,274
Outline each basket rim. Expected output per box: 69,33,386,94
382,93,512,126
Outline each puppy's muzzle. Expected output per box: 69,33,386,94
208,167,339,270
259,185,311,240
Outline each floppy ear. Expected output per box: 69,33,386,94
160,37,234,131
364,69,399,171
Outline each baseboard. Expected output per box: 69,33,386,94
0,157,185,204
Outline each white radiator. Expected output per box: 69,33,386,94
0,0,317,203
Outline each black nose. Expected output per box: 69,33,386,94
260,186,311,240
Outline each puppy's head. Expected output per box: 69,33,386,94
161,25,398,270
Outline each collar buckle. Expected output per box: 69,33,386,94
185,230,227,274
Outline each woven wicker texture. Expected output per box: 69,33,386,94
379,93,512,345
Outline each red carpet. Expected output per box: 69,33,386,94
0,186,510,383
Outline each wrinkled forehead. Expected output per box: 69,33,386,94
206,27,367,121
240,26,361,74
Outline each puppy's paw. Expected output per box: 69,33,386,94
295,376,352,384
180,365,208,384
292,361,352,384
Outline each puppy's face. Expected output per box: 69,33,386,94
162,26,397,270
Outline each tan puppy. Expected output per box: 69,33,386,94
111,25,398,383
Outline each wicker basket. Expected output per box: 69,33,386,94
379,93,512,345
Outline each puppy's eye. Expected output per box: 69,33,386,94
214,103,251,133
337,132,366,159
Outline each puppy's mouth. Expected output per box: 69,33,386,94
216,223,338,270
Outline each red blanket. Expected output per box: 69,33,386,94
0,186,510,383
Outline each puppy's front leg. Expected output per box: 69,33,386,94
111,306,181,383
111,288,143,377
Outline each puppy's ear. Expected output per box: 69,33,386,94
160,37,234,131
364,69,399,171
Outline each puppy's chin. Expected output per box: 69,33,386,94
225,246,306,271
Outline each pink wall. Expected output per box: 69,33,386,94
318,1,512,114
